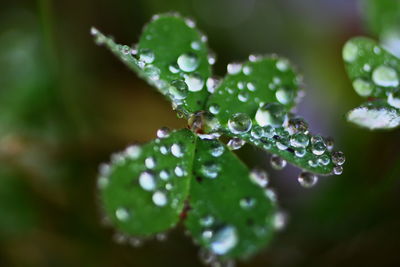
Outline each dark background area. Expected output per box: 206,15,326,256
0,0,399,266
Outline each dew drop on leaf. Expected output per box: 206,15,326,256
152,191,168,206
352,79,373,97
249,168,269,187
372,65,399,87
255,103,288,127
270,155,287,170
115,207,130,221
185,73,204,92
138,48,155,63
343,41,358,62
298,172,318,188
228,113,252,134
177,52,199,72
227,62,242,75
332,151,345,166
227,138,245,150
169,80,189,100
210,226,238,255
139,171,156,191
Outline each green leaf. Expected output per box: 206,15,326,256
98,129,196,237
343,37,400,98
92,13,212,116
347,100,400,130
363,0,400,38
204,57,338,175
185,138,278,259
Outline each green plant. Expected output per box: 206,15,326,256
343,0,400,130
91,13,345,264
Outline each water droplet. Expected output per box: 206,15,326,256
237,81,244,90
264,188,277,202
139,171,156,191
298,172,318,188
249,168,269,187
156,233,167,241
171,143,184,158
188,111,221,135
174,165,185,177
239,197,256,209
201,162,221,179
159,170,170,180
115,207,130,221
145,157,156,169
200,215,215,227
247,82,256,92
156,127,170,139
228,113,252,134
210,142,225,157
318,154,330,166
177,52,199,72
373,46,381,54
97,176,109,189
276,88,293,104
243,65,252,75
227,62,242,75
198,248,217,265
206,77,220,93
255,103,288,127
352,79,373,97
138,48,155,63
238,91,249,102
270,155,287,170
152,191,167,206
208,52,216,65
388,92,400,108
210,226,238,255
333,165,343,175
308,158,318,168
325,137,334,151
185,18,196,28
290,133,309,148
343,41,358,62
250,125,265,139
332,151,345,165
128,237,143,247
312,142,326,155
208,103,220,115
363,64,371,72
125,145,142,159
185,73,204,92
144,65,160,80
227,138,245,150
295,147,306,158
169,63,180,73
372,65,399,87
276,59,289,71
169,80,188,100
202,230,213,239
273,211,287,230
191,41,201,50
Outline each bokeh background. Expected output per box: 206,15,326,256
1,0,399,266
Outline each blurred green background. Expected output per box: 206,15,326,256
0,0,399,266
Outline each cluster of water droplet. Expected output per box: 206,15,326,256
343,39,400,113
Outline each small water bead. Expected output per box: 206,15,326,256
174,165,185,177
198,248,217,265
388,92,400,108
210,226,238,255
185,73,204,92
144,65,160,80
227,62,242,75
125,145,142,159
202,230,213,240
290,133,309,148
352,79,373,97
294,147,306,158
206,77,220,93
228,113,252,134
343,41,358,62
152,191,168,206
273,211,287,230
121,45,131,55
209,103,220,115
311,135,325,144
249,54,262,62
264,188,277,202
273,77,281,85
113,233,129,244
171,143,184,158
255,103,288,127
311,142,326,156
188,111,221,134
237,81,244,90
373,46,381,54
169,80,188,100
227,138,245,150
276,138,289,150
276,59,290,71
247,82,256,92
276,88,293,105
363,64,371,72
372,65,399,87
177,52,199,72
249,168,269,187
308,158,318,168
238,91,249,102
185,17,196,28
333,165,343,175
318,154,330,166
111,153,125,165
332,151,345,165
145,157,156,169
239,197,256,209
191,41,201,50
208,52,216,65
156,233,168,242
298,172,318,188
159,146,168,155
243,65,252,75
270,155,287,170
210,142,225,157
263,125,276,138
156,127,170,139
128,237,143,247
115,207,130,222
169,63,180,74
138,48,155,64
165,183,173,190
250,125,265,139
201,162,221,179
139,171,156,191
97,176,109,189
200,215,215,227
324,137,334,151
159,170,170,180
